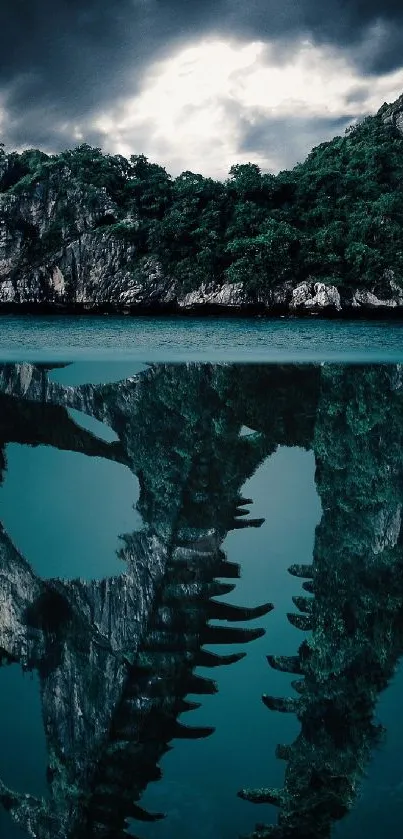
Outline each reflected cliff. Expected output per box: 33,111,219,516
0,362,304,838
0,362,402,839
239,365,403,838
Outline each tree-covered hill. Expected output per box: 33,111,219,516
1,94,403,311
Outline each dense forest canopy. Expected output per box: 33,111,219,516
1,108,403,297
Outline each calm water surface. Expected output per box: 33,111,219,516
0,361,403,839
1,313,403,361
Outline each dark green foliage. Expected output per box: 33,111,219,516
2,109,403,293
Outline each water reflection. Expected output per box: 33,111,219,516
0,362,402,839
239,365,403,838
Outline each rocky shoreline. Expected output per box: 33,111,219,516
2,305,403,318
2,277,403,318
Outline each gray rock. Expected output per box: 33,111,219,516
291,281,341,311
178,281,246,308
352,289,397,308
379,93,403,135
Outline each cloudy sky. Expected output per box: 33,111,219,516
2,1,403,178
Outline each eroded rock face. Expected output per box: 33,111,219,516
289,274,403,315
353,289,394,308
178,281,246,308
291,281,341,312
0,529,46,663
0,166,126,305
352,281,403,309
379,93,403,135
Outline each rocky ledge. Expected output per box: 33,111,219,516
2,262,403,317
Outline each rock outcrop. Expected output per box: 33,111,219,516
290,281,342,312
379,93,403,135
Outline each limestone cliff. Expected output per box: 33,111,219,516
1,92,403,315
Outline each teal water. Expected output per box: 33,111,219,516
1,444,140,580
1,361,403,839
1,314,403,361
0,668,48,839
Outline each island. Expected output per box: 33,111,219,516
1,93,403,316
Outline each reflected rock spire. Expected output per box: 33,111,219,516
0,361,308,838
240,365,403,838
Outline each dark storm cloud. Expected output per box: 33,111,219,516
0,0,220,148
0,1,218,110
237,110,358,173
1,0,403,152
221,0,403,73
